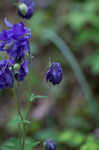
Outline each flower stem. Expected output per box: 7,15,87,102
13,87,25,150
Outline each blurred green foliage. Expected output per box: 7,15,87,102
65,0,99,74
58,130,85,147
1,137,40,150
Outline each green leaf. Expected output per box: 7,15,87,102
24,138,40,150
58,130,85,147
1,138,40,150
16,119,31,125
29,93,48,102
31,141,40,147
80,136,99,150
1,138,20,150
2,143,15,148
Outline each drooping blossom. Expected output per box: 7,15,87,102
46,62,63,85
18,0,35,19
45,139,56,150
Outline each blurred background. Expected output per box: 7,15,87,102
0,0,99,149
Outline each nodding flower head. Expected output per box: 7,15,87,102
45,139,56,150
0,60,14,89
46,62,63,85
0,18,31,62
18,0,35,19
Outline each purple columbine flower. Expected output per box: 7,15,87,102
46,62,63,85
15,60,29,81
45,139,56,150
0,60,14,89
0,18,31,62
18,0,35,19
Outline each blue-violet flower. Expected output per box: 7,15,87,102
0,60,14,89
45,139,56,150
18,0,35,19
0,18,31,62
46,62,63,85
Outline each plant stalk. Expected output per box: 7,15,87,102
13,87,25,150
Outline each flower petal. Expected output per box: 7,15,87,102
4,18,13,28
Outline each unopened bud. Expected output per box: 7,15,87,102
9,66,13,71
18,0,35,19
14,63,20,71
18,3,28,16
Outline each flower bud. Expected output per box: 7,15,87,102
45,139,56,150
14,63,20,71
46,62,63,85
18,0,35,19
18,3,28,16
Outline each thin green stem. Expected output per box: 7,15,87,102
25,63,34,121
25,102,32,120
21,71,33,148
24,101,32,135
21,127,25,150
13,87,23,121
13,87,25,150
